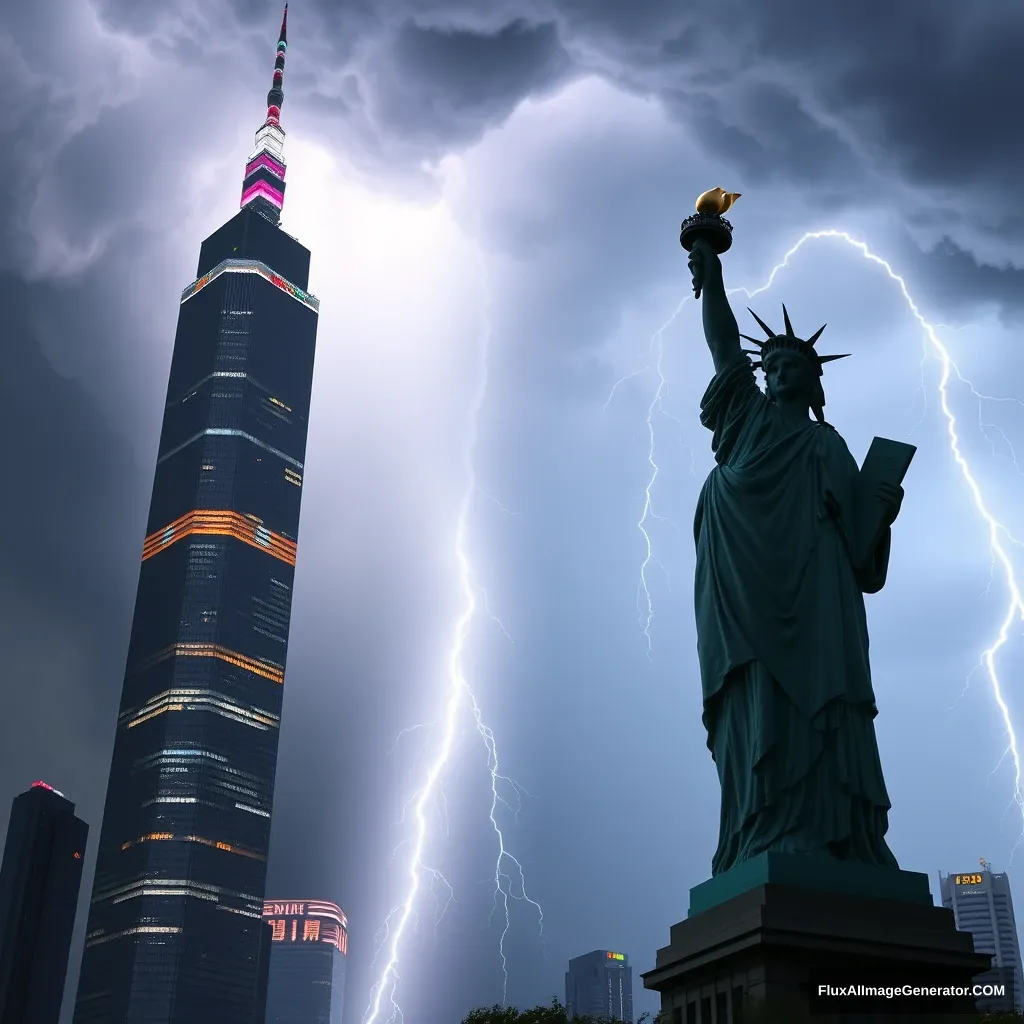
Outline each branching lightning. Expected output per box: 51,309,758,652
605,299,689,657
364,298,542,1024
620,227,1024,848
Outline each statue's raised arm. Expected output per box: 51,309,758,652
680,188,744,375
688,239,742,375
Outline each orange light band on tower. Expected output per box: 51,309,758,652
120,833,266,861
142,510,297,567
133,643,285,685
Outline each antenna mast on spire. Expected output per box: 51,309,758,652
240,4,290,224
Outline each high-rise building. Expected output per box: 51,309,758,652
565,950,633,1022
0,781,88,1024
263,900,348,1023
73,7,321,1022
940,860,1023,1013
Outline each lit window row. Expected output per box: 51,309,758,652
212,778,262,801
180,258,320,312
93,876,259,907
167,370,248,410
133,749,265,787
131,642,285,685
122,687,280,732
218,905,263,920
284,467,302,487
85,925,182,949
119,832,266,861
141,509,297,567
235,802,271,818
157,427,303,470
133,748,228,771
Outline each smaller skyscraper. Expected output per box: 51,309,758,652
566,949,633,1022
940,859,1023,1013
263,899,348,1023
0,781,89,1024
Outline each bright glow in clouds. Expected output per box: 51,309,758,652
620,229,1024,848
266,142,541,1022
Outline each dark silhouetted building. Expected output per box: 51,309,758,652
0,781,88,1024
263,900,348,1023
253,920,275,1024
73,7,321,1022
566,949,633,1022
940,860,1022,1013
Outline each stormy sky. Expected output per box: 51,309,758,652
4,0,1024,1020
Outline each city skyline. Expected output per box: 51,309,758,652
4,2,1024,1023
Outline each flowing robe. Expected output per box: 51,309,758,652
693,356,898,874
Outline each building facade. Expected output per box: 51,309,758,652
940,860,1023,1013
0,782,88,1024
73,8,321,1022
263,900,348,1024
566,950,633,1022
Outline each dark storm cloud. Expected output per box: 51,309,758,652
369,19,571,144
16,0,1024,285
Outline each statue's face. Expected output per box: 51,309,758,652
764,348,813,405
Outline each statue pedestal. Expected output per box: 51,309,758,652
642,861,994,1022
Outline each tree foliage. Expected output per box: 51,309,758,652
461,999,650,1024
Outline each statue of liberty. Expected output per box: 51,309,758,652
687,232,907,877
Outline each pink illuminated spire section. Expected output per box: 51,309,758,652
241,180,285,209
240,4,290,219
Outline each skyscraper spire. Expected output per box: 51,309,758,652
240,4,290,225
265,4,288,127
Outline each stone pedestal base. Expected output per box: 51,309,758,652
642,882,992,1023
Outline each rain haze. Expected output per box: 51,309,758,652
3,1,1024,1021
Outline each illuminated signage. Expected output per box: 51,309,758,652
955,873,985,886
180,258,320,313
263,900,348,955
606,952,625,961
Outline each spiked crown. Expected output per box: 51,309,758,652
741,305,850,423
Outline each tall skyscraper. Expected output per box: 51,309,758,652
74,7,321,1021
263,900,348,1024
0,781,88,1024
565,950,633,1022
940,860,1023,1013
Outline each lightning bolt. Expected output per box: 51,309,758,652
605,299,688,657
363,296,542,1024
626,227,1024,849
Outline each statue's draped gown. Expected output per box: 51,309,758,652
694,356,898,874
